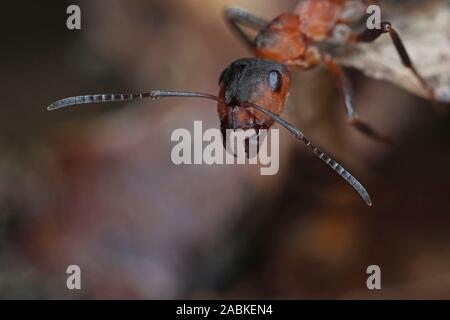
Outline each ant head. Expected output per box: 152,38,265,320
217,58,291,134
254,13,307,63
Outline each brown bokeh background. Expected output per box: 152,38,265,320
0,0,449,299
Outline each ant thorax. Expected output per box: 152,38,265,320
254,13,308,64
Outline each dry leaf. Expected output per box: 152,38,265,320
334,0,450,103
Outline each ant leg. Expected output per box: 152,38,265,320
349,22,436,106
224,7,269,50
322,53,393,144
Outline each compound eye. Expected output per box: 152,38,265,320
268,70,282,92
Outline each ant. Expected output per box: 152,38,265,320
224,0,436,143
47,58,372,206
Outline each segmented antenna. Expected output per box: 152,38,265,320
47,93,153,111
244,102,372,206
46,90,372,206
47,91,220,111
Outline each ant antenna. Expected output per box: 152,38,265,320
46,90,372,206
46,91,220,111
243,101,372,206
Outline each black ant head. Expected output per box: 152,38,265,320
217,58,291,134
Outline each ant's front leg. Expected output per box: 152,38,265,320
224,7,269,50
322,53,393,145
349,22,437,107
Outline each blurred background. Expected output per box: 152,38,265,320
0,0,449,299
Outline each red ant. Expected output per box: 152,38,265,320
47,58,372,206
47,3,387,206
224,0,436,143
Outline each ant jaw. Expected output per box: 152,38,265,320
220,124,264,159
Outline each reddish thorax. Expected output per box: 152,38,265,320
254,0,347,69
